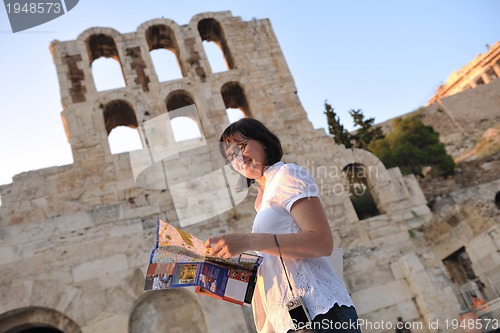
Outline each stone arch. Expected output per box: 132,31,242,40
166,90,196,113
84,32,121,63
221,81,252,120
102,99,139,135
0,307,81,333
165,90,203,141
136,18,182,38
144,24,186,79
197,18,235,71
129,289,208,333
342,162,380,220
82,31,126,91
77,27,121,47
340,148,394,215
97,90,151,123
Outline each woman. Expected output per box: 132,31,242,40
205,118,361,333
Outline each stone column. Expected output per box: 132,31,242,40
481,72,492,84
492,63,500,78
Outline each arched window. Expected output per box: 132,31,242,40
91,57,126,91
166,91,202,141
225,108,245,124
343,163,380,220
198,18,234,73
87,34,126,91
170,116,202,142
166,91,195,112
495,192,500,210
103,100,142,154
149,49,183,82
221,82,251,122
0,307,79,333
202,41,227,73
108,126,142,154
15,326,64,333
146,25,184,82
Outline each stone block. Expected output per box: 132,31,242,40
469,234,497,260
73,254,128,283
37,269,74,285
351,282,403,315
0,246,15,265
391,261,405,280
0,281,33,313
388,279,413,304
372,231,410,247
399,253,425,276
119,204,162,220
54,211,94,233
368,225,401,239
81,313,129,333
29,279,81,314
431,223,473,260
109,221,143,237
397,300,420,321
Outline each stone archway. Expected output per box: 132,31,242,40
0,307,81,333
5,326,63,333
129,289,208,333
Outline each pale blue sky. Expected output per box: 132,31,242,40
0,0,498,186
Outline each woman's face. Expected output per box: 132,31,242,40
224,131,267,180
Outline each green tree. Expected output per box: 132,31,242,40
349,109,385,149
323,103,384,149
324,101,352,148
368,117,455,176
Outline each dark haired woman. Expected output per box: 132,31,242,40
206,118,361,333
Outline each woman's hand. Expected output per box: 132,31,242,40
205,233,251,258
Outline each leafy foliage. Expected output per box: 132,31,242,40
324,101,352,148
323,102,455,177
349,109,385,149
324,102,384,149
368,117,455,176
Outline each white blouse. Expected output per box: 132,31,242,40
251,162,354,333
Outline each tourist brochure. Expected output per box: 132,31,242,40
144,218,263,306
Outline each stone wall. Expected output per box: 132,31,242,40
379,78,500,159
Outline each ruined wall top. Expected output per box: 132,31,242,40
427,41,500,105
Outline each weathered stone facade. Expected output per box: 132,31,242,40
0,12,498,333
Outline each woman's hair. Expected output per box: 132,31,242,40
219,118,283,165
219,118,283,190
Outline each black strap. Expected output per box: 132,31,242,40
273,234,295,298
